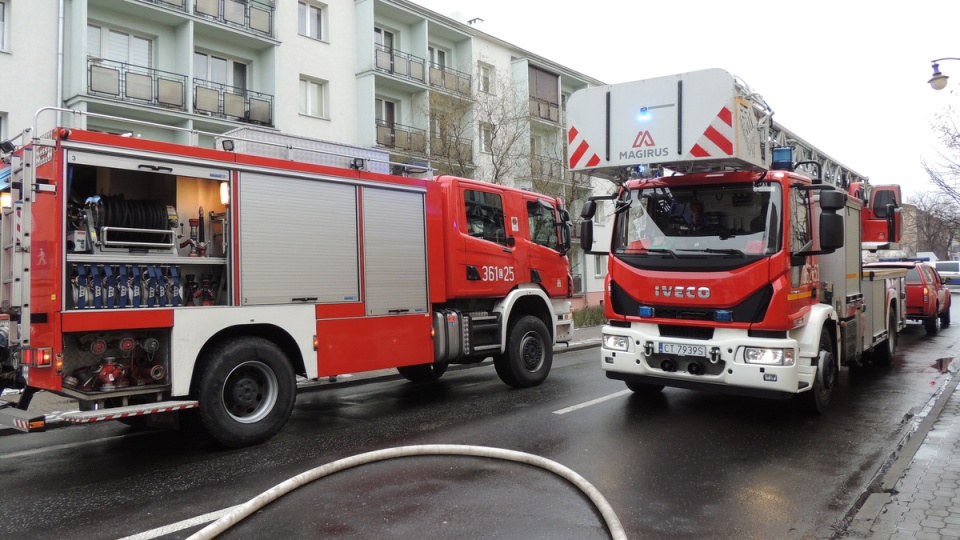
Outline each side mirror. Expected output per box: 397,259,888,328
580,200,597,220
819,190,846,211
580,220,594,251
820,213,844,251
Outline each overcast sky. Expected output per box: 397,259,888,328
414,0,960,199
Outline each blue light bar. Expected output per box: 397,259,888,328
638,306,655,318
715,310,733,322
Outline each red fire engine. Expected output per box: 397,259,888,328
569,69,905,412
0,110,574,447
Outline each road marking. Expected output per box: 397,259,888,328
1,432,151,459
117,505,241,540
552,390,632,415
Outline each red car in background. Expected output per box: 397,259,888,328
865,261,951,334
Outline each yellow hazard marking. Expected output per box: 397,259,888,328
788,290,813,301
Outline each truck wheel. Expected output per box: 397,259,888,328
940,303,951,328
800,330,835,414
494,315,552,388
192,337,296,448
626,380,664,397
397,363,448,383
926,306,941,335
873,310,897,366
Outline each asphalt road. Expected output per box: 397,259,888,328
0,311,957,540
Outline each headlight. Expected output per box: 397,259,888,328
743,347,795,366
603,334,630,352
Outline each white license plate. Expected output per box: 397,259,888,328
658,342,707,357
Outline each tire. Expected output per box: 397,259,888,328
873,309,897,366
926,305,942,335
625,380,664,397
800,328,836,414
397,362,448,383
494,315,552,388
191,337,296,448
941,301,951,328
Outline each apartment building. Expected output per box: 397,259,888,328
0,0,611,307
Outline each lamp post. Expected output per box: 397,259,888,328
929,58,960,90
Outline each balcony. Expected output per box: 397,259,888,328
530,155,562,179
374,44,427,85
375,121,427,154
87,59,188,111
530,96,561,124
430,134,473,163
428,63,472,98
128,0,274,37
194,79,273,126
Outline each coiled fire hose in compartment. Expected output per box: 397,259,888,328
86,195,171,243
187,444,627,540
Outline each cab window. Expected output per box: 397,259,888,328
465,189,507,246
527,199,558,250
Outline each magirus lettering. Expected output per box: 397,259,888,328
620,147,669,160
654,285,711,299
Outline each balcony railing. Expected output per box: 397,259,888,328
530,155,562,179
131,0,274,36
430,133,473,163
375,121,427,154
428,63,472,97
530,96,560,123
87,58,188,112
193,79,274,126
374,44,426,85
194,0,274,37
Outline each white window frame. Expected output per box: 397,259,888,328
87,23,153,68
374,27,394,49
480,122,493,154
0,1,8,52
594,255,606,277
299,76,326,118
429,46,448,68
195,50,248,90
298,1,326,41
478,62,494,94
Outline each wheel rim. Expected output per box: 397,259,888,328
519,331,545,372
222,360,278,424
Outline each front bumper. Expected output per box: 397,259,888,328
600,323,812,398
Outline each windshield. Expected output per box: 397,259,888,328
612,182,783,257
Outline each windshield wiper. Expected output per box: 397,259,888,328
678,248,746,257
624,247,677,258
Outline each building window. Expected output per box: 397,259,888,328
429,46,447,68
594,255,606,277
480,123,493,153
298,1,324,41
374,27,394,49
529,65,559,104
0,1,7,52
299,77,325,117
87,24,153,68
195,51,247,90
478,63,493,94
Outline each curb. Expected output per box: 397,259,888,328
842,370,960,537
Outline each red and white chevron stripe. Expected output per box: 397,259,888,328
567,126,601,169
689,106,734,158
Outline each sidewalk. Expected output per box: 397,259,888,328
845,365,960,539
0,325,604,430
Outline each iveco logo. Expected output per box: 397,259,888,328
654,286,711,299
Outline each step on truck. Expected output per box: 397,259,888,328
0,109,574,446
570,68,905,412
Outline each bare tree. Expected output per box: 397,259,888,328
423,92,475,178
926,106,960,204
472,73,529,185
906,191,960,259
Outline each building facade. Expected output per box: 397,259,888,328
0,0,613,308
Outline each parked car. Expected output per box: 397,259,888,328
865,261,951,334
935,260,960,292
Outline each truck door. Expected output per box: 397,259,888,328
523,195,567,297
863,185,901,244
458,186,520,297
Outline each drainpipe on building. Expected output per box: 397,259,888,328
56,0,65,127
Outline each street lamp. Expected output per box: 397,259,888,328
929,58,960,90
